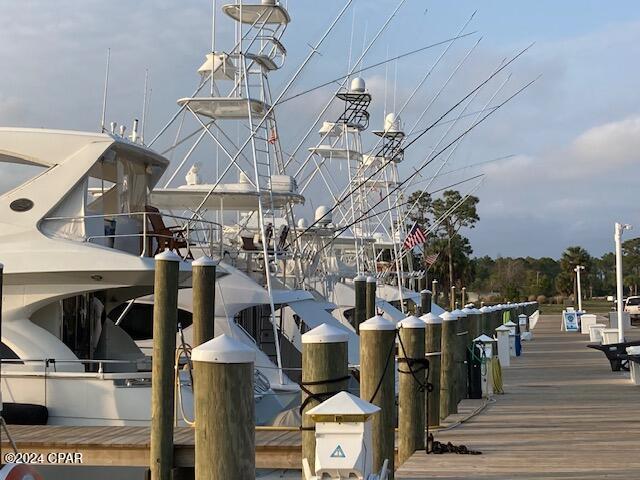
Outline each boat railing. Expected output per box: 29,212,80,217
41,211,224,259
1,357,147,377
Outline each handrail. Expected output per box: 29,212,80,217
41,210,223,258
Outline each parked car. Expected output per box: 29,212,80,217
624,296,640,320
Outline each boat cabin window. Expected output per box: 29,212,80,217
0,159,48,198
0,342,21,363
108,303,193,341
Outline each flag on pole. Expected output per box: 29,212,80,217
424,253,439,266
402,224,427,250
268,128,278,144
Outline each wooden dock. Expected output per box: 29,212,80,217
4,314,639,477
0,425,301,469
397,314,640,479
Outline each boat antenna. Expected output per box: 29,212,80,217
100,48,111,133
210,0,216,96
141,68,150,144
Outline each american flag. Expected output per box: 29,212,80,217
267,128,278,145
424,252,439,267
402,224,427,250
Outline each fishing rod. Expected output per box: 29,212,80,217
297,12,477,196
301,174,485,280
279,31,477,106
396,177,486,266
334,40,487,228
285,0,410,172
397,70,512,229
289,68,539,250
295,43,532,246
327,43,531,231
348,173,485,228
407,154,516,187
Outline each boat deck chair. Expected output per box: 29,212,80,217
587,339,640,371
144,205,193,259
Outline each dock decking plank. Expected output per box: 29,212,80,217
397,314,640,479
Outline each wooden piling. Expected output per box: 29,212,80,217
150,251,181,480
439,311,458,419
423,312,442,427
398,315,426,465
301,324,349,473
366,276,377,319
453,310,468,403
360,315,397,476
192,256,216,348
192,334,255,479
354,275,367,333
420,289,432,315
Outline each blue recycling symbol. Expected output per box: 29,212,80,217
330,445,346,458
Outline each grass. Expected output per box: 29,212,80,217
539,299,614,315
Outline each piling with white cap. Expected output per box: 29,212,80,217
302,324,350,473
353,275,367,333
439,311,459,419
451,308,468,403
423,312,442,427
398,315,426,464
366,276,377,319
420,289,432,315
360,315,396,475
150,250,181,480
192,256,217,347
192,334,255,479
479,306,491,336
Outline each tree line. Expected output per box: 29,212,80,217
405,190,640,304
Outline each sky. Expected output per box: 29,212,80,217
0,0,639,259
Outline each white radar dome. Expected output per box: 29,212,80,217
297,218,308,229
315,205,333,225
350,77,366,93
384,112,402,132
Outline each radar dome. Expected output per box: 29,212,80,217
315,205,333,225
350,77,366,93
384,112,402,132
297,218,308,229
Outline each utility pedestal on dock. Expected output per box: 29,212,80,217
303,392,387,480
360,315,397,477
192,334,255,479
302,324,350,474
398,316,426,465
423,312,442,427
150,251,180,480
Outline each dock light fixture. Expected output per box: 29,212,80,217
615,223,633,343
574,265,585,312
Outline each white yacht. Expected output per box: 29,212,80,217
0,128,286,425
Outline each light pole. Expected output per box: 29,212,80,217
574,265,585,312
450,285,456,311
615,222,632,343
